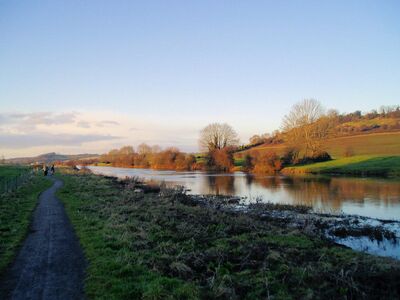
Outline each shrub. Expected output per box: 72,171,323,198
300,151,332,164
251,151,282,174
242,154,253,171
282,147,300,166
206,148,234,172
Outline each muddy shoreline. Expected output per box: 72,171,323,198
117,174,400,260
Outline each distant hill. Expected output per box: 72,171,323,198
5,152,99,164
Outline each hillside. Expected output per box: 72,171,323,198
236,131,400,160
336,116,399,133
5,152,99,165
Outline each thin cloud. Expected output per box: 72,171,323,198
21,112,76,125
0,112,78,128
0,132,120,148
77,121,91,128
96,120,120,127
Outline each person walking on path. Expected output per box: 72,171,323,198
42,164,48,176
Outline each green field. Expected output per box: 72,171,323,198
323,132,400,158
237,131,400,159
0,165,29,179
282,155,400,176
0,166,52,272
234,131,400,176
0,165,30,194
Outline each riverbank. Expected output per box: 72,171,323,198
56,168,400,299
281,155,400,177
0,167,52,273
89,154,400,178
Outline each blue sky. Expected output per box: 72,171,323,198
1,1,399,157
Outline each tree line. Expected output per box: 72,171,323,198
98,145,198,170
80,100,399,173
198,99,335,173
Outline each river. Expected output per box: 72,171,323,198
87,166,400,221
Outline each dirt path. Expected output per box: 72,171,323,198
0,178,86,300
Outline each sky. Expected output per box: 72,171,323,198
1,0,399,158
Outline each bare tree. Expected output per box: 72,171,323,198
282,99,334,157
151,145,161,153
137,143,152,155
199,123,239,152
282,99,324,130
249,135,262,145
119,146,134,155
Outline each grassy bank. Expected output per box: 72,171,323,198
0,165,28,177
282,155,400,176
57,170,400,299
0,165,29,193
0,167,52,273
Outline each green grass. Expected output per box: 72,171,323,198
0,165,29,178
0,165,29,188
0,170,52,273
57,170,400,299
282,155,400,176
57,173,198,299
195,154,206,164
0,165,32,195
233,157,244,167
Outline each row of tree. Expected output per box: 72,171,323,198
338,105,400,122
87,99,399,173
98,145,198,170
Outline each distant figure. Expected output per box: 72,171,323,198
51,164,55,175
43,164,48,176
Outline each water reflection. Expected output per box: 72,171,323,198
206,175,235,195
88,166,400,220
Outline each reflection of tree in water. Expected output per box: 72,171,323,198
329,178,400,205
249,176,400,213
206,175,235,195
283,177,340,210
251,175,284,190
245,174,254,187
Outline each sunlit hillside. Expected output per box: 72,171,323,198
236,131,400,159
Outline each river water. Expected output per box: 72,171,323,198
87,166,400,221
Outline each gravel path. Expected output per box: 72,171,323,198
0,178,86,300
